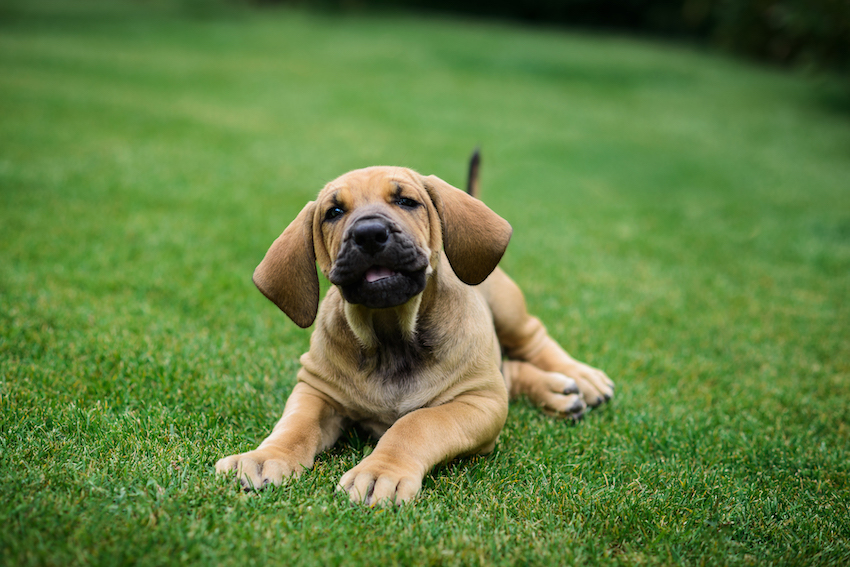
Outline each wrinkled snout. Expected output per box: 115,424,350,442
329,213,429,309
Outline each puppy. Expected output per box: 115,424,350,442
216,158,613,505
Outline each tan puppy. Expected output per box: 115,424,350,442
216,164,613,505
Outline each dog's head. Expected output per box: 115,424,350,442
253,167,512,328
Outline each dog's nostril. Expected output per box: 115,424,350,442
353,220,390,253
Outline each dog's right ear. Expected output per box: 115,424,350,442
422,175,512,285
253,201,319,328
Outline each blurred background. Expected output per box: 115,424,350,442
301,0,850,72
2,0,849,564
5,0,849,72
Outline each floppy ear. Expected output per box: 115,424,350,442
422,175,512,285
252,201,319,328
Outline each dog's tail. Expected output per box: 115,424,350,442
465,148,481,199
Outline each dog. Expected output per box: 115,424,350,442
216,154,613,505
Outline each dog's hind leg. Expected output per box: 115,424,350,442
502,360,586,421
480,268,614,407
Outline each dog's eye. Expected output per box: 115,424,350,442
395,197,419,209
325,206,345,221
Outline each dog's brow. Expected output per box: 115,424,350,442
390,173,413,190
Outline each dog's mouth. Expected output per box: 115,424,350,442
337,265,427,309
365,266,397,283
330,255,427,308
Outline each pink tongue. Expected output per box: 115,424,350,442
365,266,396,283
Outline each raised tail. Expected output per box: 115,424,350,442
465,148,481,198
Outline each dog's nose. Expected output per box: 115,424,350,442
352,219,390,255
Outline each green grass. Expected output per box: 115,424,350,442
1,2,849,565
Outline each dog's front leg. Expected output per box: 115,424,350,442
338,388,508,506
215,381,345,490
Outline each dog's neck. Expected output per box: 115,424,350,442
344,293,423,349
342,254,449,350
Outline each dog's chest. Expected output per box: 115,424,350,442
359,326,436,386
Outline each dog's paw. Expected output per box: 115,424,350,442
215,449,304,490
534,371,587,421
562,362,614,407
337,456,422,507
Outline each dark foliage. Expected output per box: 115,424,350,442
281,0,850,71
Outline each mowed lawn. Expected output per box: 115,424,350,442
1,2,848,565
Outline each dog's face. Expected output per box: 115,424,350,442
253,167,512,328
316,168,439,309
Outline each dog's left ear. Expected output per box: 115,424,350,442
421,174,512,285
253,201,319,328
